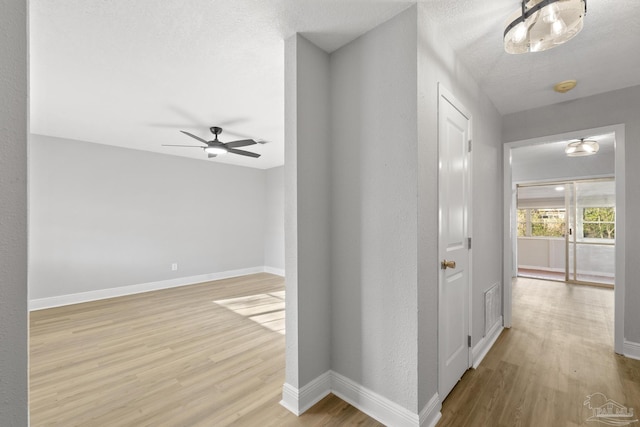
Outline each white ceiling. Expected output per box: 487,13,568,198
518,178,615,201
421,0,640,114
511,132,615,165
513,132,616,202
29,1,640,169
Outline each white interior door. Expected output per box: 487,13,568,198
438,85,471,400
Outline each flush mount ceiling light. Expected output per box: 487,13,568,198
565,138,599,156
504,0,587,54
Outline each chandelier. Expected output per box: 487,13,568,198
504,0,587,54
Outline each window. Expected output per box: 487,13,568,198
518,207,615,240
582,207,615,239
530,209,565,237
518,208,565,238
517,209,527,237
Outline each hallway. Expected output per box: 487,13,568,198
438,277,639,426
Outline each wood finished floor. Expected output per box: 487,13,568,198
30,273,382,426
438,277,640,427
31,274,640,426
518,268,615,287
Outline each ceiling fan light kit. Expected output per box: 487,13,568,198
504,0,586,54
565,138,599,156
204,146,228,156
162,126,262,159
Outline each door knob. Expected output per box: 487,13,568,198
441,259,456,269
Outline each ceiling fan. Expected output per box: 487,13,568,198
163,126,263,158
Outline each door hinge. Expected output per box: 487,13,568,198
468,237,472,249
468,335,472,347
468,139,472,152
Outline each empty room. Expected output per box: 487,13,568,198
2,1,640,426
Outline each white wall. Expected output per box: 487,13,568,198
503,85,640,343
29,134,269,301
284,3,505,417
264,166,284,273
416,3,504,408
512,147,615,183
0,0,29,423
518,237,615,278
330,7,419,412
517,238,566,271
284,5,504,420
283,34,332,396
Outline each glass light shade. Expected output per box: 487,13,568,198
565,139,599,156
205,145,228,155
504,0,586,54
552,18,567,36
512,22,528,43
542,3,560,23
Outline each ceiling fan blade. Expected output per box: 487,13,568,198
225,139,257,148
208,153,217,158
227,148,260,158
220,128,255,140
179,130,208,145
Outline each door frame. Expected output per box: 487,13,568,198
502,124,625,354
438,83,473,397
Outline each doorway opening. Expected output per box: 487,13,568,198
503,124,625,354
516,178,615,288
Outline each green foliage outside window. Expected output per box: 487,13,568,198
518,207,615,240
583,207,615,239
518,208,565,237
517,209,526,237
530,209,565,237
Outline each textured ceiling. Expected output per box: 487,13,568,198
29,0,413,169
30,1,640,169
511,132,615,166
421,0,640,115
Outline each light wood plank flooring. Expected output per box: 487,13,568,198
30,273,382,426
438,277,640,427
518,268,615,287
31,274,640,426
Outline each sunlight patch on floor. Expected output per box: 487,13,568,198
213,291,285,335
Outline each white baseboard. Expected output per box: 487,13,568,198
623,340,640,360
29,266,268,311
280,372,331,415
472,316,504,369
331,371,420,427
264,266,285,276
280,383,301,415
282,371,430,426
419,393,442,427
